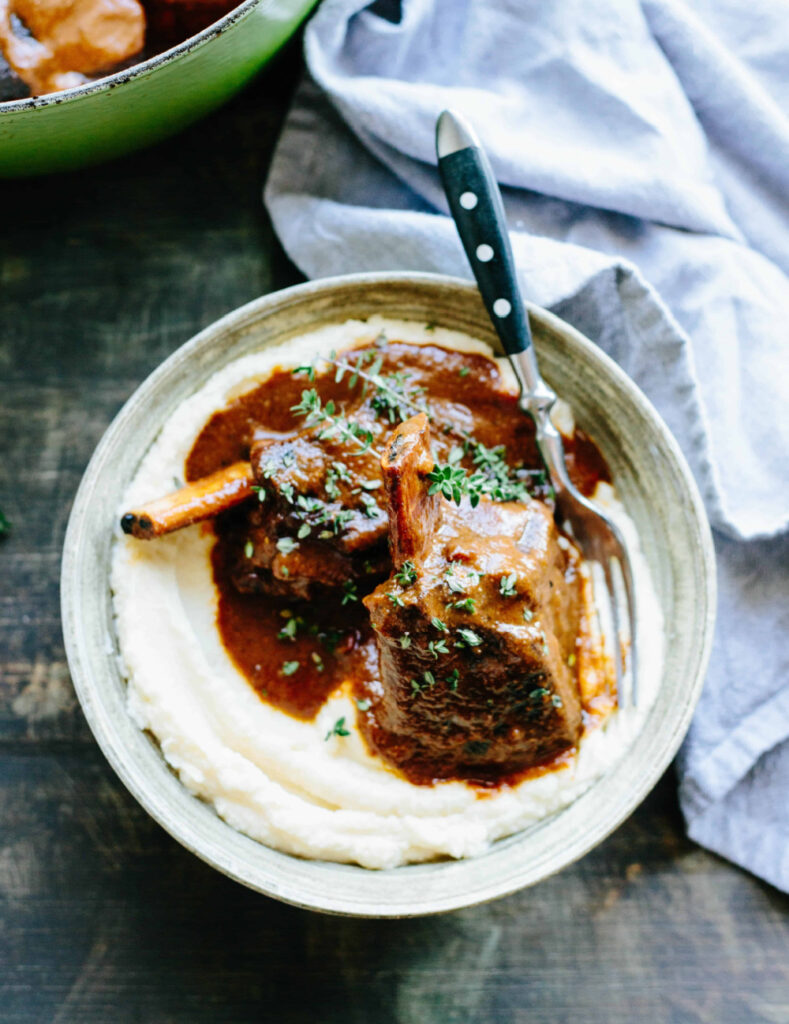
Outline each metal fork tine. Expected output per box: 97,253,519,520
618,549,638,708
602,557,625,709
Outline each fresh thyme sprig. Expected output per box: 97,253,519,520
428,440,534,507
500,573,518,597
294,349,433,426
394,560,417,586
290,389,377,457
293,351,540,506
325,716,351,740
330,351,432,424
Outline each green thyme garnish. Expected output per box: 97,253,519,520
276,536,298,555
297,523,311,539
280,660,300,676
324,468,341,500
427,447,469,504
431,617,448,632
466,439,532,503
551,694,563,708
455,628,483,648
290,388,376,456
500,573,518,597
334,349,383,393
342,581,358,605
328,509,355,536
359,492,380,519
296,349,432,428
332,350,431,423
311,651,325,672
458,367,470,377
325,716,350,740
278,617,298,642
244,540,254,559
428,639,449,659
445,563,469,594
370,370,428,424
452,597,476,613
445,669,460,690
394,560,417,587
324,461,352,501
251,485,266,503
387,592,405,607
296,495,324,515
410,671,437,696
355,698,372,711
428,436,533,507
529,687,550,701
523,608,534,622
399,634,412,649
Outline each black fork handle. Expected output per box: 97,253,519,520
436,113,533,358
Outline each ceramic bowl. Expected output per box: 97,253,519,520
61,272,716,916
0,0,317,177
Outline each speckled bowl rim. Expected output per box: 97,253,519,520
0,0,299,115
61,272,716,917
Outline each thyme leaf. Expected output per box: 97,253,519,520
455,628,483,649
428,639,449,659
325,716,351,740
394,560,417,587
500,573,518,597
290,388,376,456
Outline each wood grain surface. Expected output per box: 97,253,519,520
1,44,788,1024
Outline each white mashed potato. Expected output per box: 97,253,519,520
112,317,663,870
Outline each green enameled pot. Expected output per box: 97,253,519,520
0,0,317,177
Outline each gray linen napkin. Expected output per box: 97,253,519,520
264,0,789,890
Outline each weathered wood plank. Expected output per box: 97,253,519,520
1,752,787,1024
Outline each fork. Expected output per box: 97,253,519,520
436,109,637,707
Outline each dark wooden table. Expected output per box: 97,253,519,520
2,46,788,1024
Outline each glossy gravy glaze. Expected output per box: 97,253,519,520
186,340,612,785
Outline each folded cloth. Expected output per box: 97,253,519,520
264,0,789,890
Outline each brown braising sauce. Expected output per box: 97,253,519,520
185,340,612,782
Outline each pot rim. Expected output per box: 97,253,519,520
0,0,305,115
